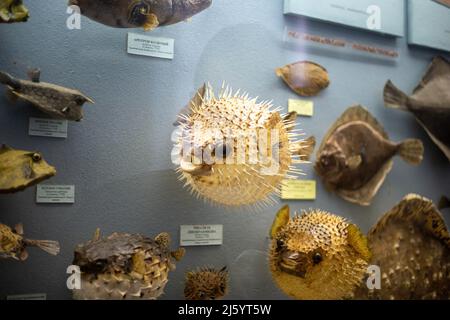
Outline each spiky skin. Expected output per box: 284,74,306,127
270,210,369,300
184,267,229,300
174,84,310,207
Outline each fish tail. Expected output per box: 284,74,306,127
298,136,316,161
398,139,424,165
0,71,20,89
438,196,450,210
25,239,60,256
384,80,409,111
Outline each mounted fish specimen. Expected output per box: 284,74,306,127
0,0,28,23
0,223,60,261
384,56,450,161
353,194,450,300
315,105,424,206
72,229,185,300
269,205,371,300
172,83,315,208
0,69,94,121
439,196,449,210
69,0,212,31
276,61,330,97
184,266,229,300
0,145,56,194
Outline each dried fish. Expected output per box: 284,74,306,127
184,266,229,300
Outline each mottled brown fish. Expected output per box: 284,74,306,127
0,69,94,121
276,61,330,97
353,194,450,300
0,145,56,194
0,223,60,261
69,0,212,31
315,105,424,206
72,229,185,300
184,266,229,300
384,56,450,161
0,0,28,23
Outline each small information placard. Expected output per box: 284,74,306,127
180,225,223,246
36,185,75,204
29,118,68,138
281,180,316,200
288,99,314,117
127,33,174,59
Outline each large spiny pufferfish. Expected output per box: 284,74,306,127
269,205,371,300
184,266,229,300
172,84,315,208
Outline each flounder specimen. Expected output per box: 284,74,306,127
0,0,28,23
269,205,371,300
384,56,450,161
0,69,94,121
72,229,185,300
0,223,60,261
276,61,330,97
354,194,450,300
315,105,424,206
184,266,229,300
69,0,212,31
172,83,315,208
0,145,56,194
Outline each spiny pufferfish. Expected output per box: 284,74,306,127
184,266,229,300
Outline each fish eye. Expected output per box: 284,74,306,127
312,252,323,265
276,239,284,249
32,153,41,162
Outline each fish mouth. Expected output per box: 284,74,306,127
279,251,308,278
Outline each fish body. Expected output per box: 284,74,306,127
72,229,185,300
315,105,424,206
0,0,28,23
0,69,94,121
0,145,56,194
184,266,229,300
69,0,212,31
0,223,60,261
269,206,370,300
384,56,450,161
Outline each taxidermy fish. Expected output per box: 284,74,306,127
276,61,330,97
439,196,450,210
315,105,424,206
0,69,94,121
72,229,185,300
172,83,315,208
0,223,60,261
269,205,371,300
353,194,450,300
0,0,28,23
69,0,212,31
0,145,56,194
384,56,450,161
184,266,229,300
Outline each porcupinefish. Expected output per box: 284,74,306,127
315,105,424,206
69,0,212,31
72,229,185,300
0,69,94,121
184,266,229,300
0,0,28,23
384,56,450,161
276,61,330,97
0,145,56,194
353,194,450,300
172,83,315,208
0,223,60,261
269,205,371,300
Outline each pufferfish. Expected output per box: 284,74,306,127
69,0,212,31
172,84,315,208
184,266,229,300
269,205,371,300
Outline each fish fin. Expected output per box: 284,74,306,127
171,248,186,261
14,223,24,235
346,224,371,262
270,205,290,238
398,139,424,165
19,250,29,261
347,155,362,170
337,160,393,206
26,239,60,256
293,136,315,161
413,56,450,93
143,13,159,31
0,71,20,89
416,118,450,162
384,80,409,111
27,68,41,83
92,228,101,241
283,111,297,130
155,232,171,248
438,196,450,210
174,84,206,126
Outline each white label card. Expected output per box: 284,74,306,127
29,118,68,138
36,185,75,204
127,33,174,60
180,225,223,246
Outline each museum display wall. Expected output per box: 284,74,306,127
0,0,449,300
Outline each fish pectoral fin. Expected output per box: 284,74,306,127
347,155,362,170
384,80,409,111
270,205,290,238
346,224,371,262
143,13,159,31
14,223,24,235
398,139,424,166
